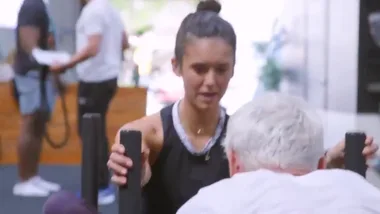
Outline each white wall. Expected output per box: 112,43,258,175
307,0,359,112
325,0,359,112
305,0,329,109
280,0,359,113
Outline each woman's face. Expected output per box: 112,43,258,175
172,37,234,111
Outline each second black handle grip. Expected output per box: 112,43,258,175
119,130,142,214
81,113,100,210
344,132,367,178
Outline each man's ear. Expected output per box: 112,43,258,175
171,58,181,77
317,156,326,169
227,149,241,177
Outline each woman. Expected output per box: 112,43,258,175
108,1,378,213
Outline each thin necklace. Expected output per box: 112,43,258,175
197,128,203,135
172,100,226,156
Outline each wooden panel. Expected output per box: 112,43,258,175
0,83,147,165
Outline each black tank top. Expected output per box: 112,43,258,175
142,104,230,214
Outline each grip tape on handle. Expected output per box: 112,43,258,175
119,130,142,214
344,132,367,178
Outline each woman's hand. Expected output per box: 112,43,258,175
108,142,151,186
325,136,378,168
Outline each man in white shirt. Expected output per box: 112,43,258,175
50,0,129,205
177,92,380,214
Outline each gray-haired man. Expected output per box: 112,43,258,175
178,93,380,214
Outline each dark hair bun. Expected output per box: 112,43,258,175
196,0,221,14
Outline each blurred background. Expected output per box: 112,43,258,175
0,0,367,114
1,0,380,213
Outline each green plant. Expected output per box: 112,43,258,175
260,57,282,91
253,42,282,91
253,42,269,55
135,25,153,35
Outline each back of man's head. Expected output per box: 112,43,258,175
43,191,97,214
224,92,324,176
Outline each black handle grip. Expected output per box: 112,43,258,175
81,113,101,210
344,132,367,178
119,130,142,214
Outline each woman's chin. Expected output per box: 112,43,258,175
194,100,220,111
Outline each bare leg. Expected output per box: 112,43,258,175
17,112,46,181
13,72,60,197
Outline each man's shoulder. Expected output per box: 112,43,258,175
82,0,106,14
20,0,46,12
198,178,231,195
177,179,234,214
198,172,265,197
18,0,47,22
79,1,107,24
304,169,366,182
178,172,271,214
299,169,380,195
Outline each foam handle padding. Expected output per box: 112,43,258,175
119,130,142,214
344,132,367,178
81,113,101,210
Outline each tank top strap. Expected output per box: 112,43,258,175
160,103,174,139
157,104,179,164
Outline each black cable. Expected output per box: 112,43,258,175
40,69,70,149
43,85,70,149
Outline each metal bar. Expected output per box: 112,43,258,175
81,113,100,209
119,130,142,214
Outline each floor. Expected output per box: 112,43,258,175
0,165,117,214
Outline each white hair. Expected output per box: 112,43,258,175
223,92,324,172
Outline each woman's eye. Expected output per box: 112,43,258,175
192,64,208,74
216,67,227,74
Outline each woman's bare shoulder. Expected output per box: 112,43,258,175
117,112,163,150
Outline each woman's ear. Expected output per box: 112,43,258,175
171,58,181,77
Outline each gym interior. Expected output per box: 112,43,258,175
1,0,380,213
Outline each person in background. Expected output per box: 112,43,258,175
178,92,380,214
0,49,16,82
50,0,129,205
12,0,60,197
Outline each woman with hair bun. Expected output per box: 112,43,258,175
107,0,377,213
113,1,234,212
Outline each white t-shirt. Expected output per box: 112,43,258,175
177,169,380,214
75,0,124,82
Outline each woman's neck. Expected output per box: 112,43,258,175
179,99,221,136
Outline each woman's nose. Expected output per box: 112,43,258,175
204,70,217,86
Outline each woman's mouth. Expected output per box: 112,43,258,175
199,92,218,102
